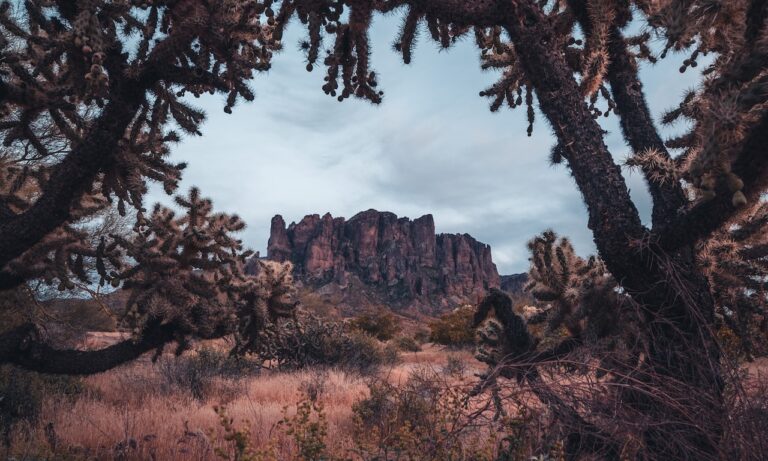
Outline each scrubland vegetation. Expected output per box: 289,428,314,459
1,341,520,460
0,333,768,461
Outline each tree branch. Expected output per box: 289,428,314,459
474,290,620,461
501,1,645,278
0,320,176,374
382,0,506,27
0,88,143,270
567,0,687,227
0,271,26,291
0,200,16,221
604,32,687,226
657,113,768,250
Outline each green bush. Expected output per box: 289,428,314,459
349,310,401,341
429,306,476,347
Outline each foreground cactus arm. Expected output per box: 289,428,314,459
0,188,296,374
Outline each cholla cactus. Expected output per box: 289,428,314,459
625,148,680,189
475,0,623,130
473,231,640,389
233,259,297,356
578,0,615,99
473,289,535,379
107,187,296,354
0,153,124,291
700,201,768,358
0,0,283,284
524,230,622,340
650,1,766,208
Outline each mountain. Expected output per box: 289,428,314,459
500,273,528,295
262,209,500,314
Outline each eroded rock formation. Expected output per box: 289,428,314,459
265,210,500,312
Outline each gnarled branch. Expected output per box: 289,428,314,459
0,320,176,375
0,90,143,270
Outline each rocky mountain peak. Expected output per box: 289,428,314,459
264,210,500,313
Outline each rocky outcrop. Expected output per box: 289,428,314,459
265,210,500,312
500,273,528,295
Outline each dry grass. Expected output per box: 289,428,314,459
6,339,768,460
4,343,482,460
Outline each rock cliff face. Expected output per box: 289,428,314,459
500,273,528,295
266,210,500,312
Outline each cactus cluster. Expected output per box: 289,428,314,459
473,289,535,377
0,155,124,291
524,230,624,341
2,0,763,296
0,0,286,292
473,230,645,390
104,187,296,352
71,6,109,100
700,201,768,358
650,0,766,208
474,0,624,131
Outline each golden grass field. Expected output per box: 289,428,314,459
5,339,482,460
6,329,768,461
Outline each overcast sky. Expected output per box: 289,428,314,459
148,15,702,274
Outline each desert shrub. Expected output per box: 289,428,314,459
250,315,344,369
350,367,499,460
49,299,117,332
212,405,278,461
720,369,768,459
156,347,257,401
348,331,398,372
0,366,84,444
394,335,421,352
429,306,476,347
349,310,401,341
278,395,330,461
413,328,431,344
299,370,329,403
443,354,467,377
253,314,396,373
212,390,331,461
0,289,34,334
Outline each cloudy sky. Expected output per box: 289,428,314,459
148,15,702,274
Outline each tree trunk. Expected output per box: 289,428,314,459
623,249,724,459
502,2,724,458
